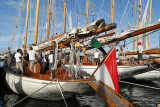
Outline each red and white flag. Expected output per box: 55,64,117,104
91,47,119,93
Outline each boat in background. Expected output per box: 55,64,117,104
64,64,152,79
0,53,7,61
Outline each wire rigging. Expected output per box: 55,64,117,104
117,0,130,33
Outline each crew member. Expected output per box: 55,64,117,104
14,49,23,74
48,51,53,70
94,49,100,65
25,47,38,73
137,42,143,65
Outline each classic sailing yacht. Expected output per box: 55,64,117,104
3,0,132,106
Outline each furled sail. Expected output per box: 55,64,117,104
32,19,107,51
136,0,150,50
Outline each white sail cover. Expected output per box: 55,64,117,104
32,19,106,51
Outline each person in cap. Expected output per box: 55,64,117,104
137,42,143,65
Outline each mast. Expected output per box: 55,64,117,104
110,0,114,48
24,0,30,49
85,0,89,40
137,0,142,49
148,0,152,48
85,0,89,26
47,0,51,39
62,0,67,34
34,0,40,45
111,0,114,24
133,0,137,50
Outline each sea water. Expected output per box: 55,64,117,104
0,61,160,107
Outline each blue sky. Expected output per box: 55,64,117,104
0,0,160,53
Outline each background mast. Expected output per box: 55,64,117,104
148,0,152,48
63,0,67,34
47,0,51,39
24,0,30,49
133,0,137,50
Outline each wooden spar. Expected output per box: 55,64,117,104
110,0,114,48
36,34,63,45
47,0,51,40
63,23,116,46
36,23,116,46
80,32,115,44
36,23,116,52
137,0,142,49
34,0,40,45
85,0,89,26
24,0,30,49
62,0,67,34
85,0,89,41
133,0,137,50
101,22,160,46
148,0,152,48
93,32,115,39
124,48,160,55
110,0,114,26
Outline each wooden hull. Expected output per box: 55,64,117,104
5,71,91,101
64,65,151,79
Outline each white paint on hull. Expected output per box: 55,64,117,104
64,65,150,79
133,70,160,81
5,71,91,101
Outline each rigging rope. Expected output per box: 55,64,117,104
90,2,118,24
97,0,104,20
58,0,63,18
57,79,68,107
69,39,75,78
52,42,59,70
117,0,130,33
39,1,47,42
10,0,25,50
75,47,81,78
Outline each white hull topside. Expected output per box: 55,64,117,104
5,71,91,101
64,65,151,79
132,70,160,81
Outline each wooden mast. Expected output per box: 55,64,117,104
85,0,89,26
47,0,51,39
24,0,30,49
34,0,40,45
148,0,152,48
62,0,67,34
85,0,89,40
133,0,137,50
137,0,142,49
110,0,114,48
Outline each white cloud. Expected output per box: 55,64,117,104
3,0,18,8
